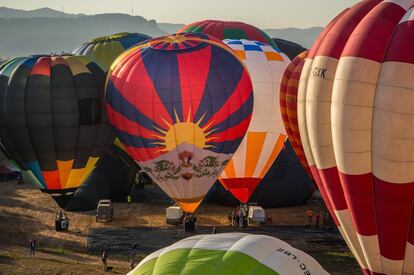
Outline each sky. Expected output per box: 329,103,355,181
0,0,360,28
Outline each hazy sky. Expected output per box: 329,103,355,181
0,0,360,28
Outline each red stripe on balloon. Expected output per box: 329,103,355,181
111,50,173,129
123,144,164,162
105,103,163,140
30,56,51,76
177,44,211,121
205,70,252,127
339,172,377,236
317,0,382,59
209,115,252,142
374,178,414,261
342,2,410,61
384,20,414,63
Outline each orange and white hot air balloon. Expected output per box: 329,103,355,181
218,39,290,204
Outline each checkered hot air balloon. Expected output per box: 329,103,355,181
179,20,279,50
300,0,414,274
218,39,290,203
0,55,114,208
105,33,253,213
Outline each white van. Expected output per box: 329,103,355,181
248,206,266,224
166,206,184,225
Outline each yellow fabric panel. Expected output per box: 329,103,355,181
245,132,267,178
65,169,84,189
114,137,126,150
223,159,236,179
57,160,74,187
265,51,284,61
78,157,99,184
94,42,125,70
64,56,89,75
65,157,99,189
259,134,287,179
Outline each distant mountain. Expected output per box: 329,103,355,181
0,7,323,58
0,14,167,57
158,23,185,34
0,7,84,18
264,27,323,49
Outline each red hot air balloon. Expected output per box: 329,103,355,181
301,0,414,274
105,33,253,213
179,20,279,50
280,50,313,179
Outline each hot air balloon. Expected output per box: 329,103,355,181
217,39,289,204
0,55,114,208
130,233,329,275
207,140,315,208
280,50,313,179
179,20,279,50
272,38,307,60
105,33,253,213
72,32,152,71
300,0,414,274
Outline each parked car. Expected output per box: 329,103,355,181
248,206,266,224
96,199,113,223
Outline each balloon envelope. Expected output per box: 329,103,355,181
218,39,290,203
105,33,253,212
129,233,328,275
0,55,114,207
179,20,279,50
72,32,152,71
300,1,414,274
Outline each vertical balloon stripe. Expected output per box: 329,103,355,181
177,44,211,121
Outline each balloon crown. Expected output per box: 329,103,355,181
148,33,211,51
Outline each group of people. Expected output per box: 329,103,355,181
101,243,139,272
305,208,333,229
184,213,197,232
228,204,248,228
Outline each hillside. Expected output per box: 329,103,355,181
0,14,166,57
0,7,321,58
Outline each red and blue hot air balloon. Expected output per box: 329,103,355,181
105,33,254,213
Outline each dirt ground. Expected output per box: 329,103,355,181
0,180,360,274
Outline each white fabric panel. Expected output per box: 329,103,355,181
298,58,316,167
306,56,338,170
332,57,379,175
220,39,289,179
335,209,369,270
373,61,414,183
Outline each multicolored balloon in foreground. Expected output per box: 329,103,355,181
105,33,253,213
280,50,313,179
129,233,328,275
179,20,279,50
0,55,114,207
218,39,289,203
300,0,414,273
72,32,151,70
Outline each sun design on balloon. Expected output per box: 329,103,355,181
153,109,216,153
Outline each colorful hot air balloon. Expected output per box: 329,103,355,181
280,50,313,179
217,39,289,203
179,20,279,50
72,32,152,71
130,233,329,275
105,33,253,213
0,55,114,207
300,0,414,274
